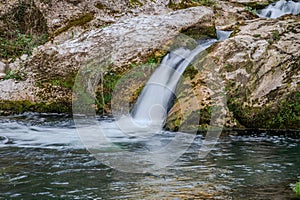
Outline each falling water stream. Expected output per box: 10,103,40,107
257,0,300,18
1,0,300,199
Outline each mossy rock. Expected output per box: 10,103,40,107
0,0,48,59
168,0,216,10
181,26,216,40
228,91,300,130
242,0,277,9
0,100,72,114
51,13,94,38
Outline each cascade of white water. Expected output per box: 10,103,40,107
257,0,300,18
130,36,223,127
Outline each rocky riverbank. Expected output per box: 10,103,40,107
0,0,299,130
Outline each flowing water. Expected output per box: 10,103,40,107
257,0,300,18
1,0,300,198
0,113,299,199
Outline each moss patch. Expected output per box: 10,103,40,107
228,91,300,130
0,0,48,59
0,100,72,114
242,0,277,10
168,0,215,10
129,0,143,7
181,26,216,40
51,13,94,38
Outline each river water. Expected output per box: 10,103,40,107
1,1,300,199
0,113,299,199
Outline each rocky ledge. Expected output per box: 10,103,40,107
0,0,299,130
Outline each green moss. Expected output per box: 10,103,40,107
4,70,24,80
95,72,123,114
41,0,51,3
50,77,75,90
95,2,106,9
243,0,276,10
181,26,217,40
271,30,280,41
0,0,48,59
52,13,94,37
266,92,300,129
0,100,72,114
224,63,236,72
129,0,143,7
183,65,198,80
195,0,216,6
228,91,300,129
293,180,300,197
0,31,48,60
168,0,215,10
245,6,257,15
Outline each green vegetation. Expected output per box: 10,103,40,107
267,92,300,129
253,34,261,38
293,180,300,197
40,0,51,3
272,30,280,41
245,6,257,15
183,65,198,79
228,91,300,129
195,0,216,6
52,13,94,38
0,30,48,60
4,70,23,80
168,0,215,10
129,0,143,7
0,100,71,114
95,72,122,114
0,0,48,60
50,78,75,90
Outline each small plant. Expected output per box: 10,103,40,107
293,180,300,197
272,30,280,41
193,0,215,6
0,30,48,60
245,6,257,15
4,70,23,80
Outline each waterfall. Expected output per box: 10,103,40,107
130,31,232,128
257,0,300,18
131,40,216,125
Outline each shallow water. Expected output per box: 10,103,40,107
0,113,299,199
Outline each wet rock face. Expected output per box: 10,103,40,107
167,15,300,130
0,5,215,113
0,0,299,129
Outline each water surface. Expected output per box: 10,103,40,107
0,113,299,199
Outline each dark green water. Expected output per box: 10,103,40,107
0,113,299,199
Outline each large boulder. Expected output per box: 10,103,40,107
0,6,215,113
166,15,300,130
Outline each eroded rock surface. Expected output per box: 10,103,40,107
167,15,300,130
0,0,299,130
0,6,215,113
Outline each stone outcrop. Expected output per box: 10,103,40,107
0,0,299,130
0,5,215,113
166,15,300,130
